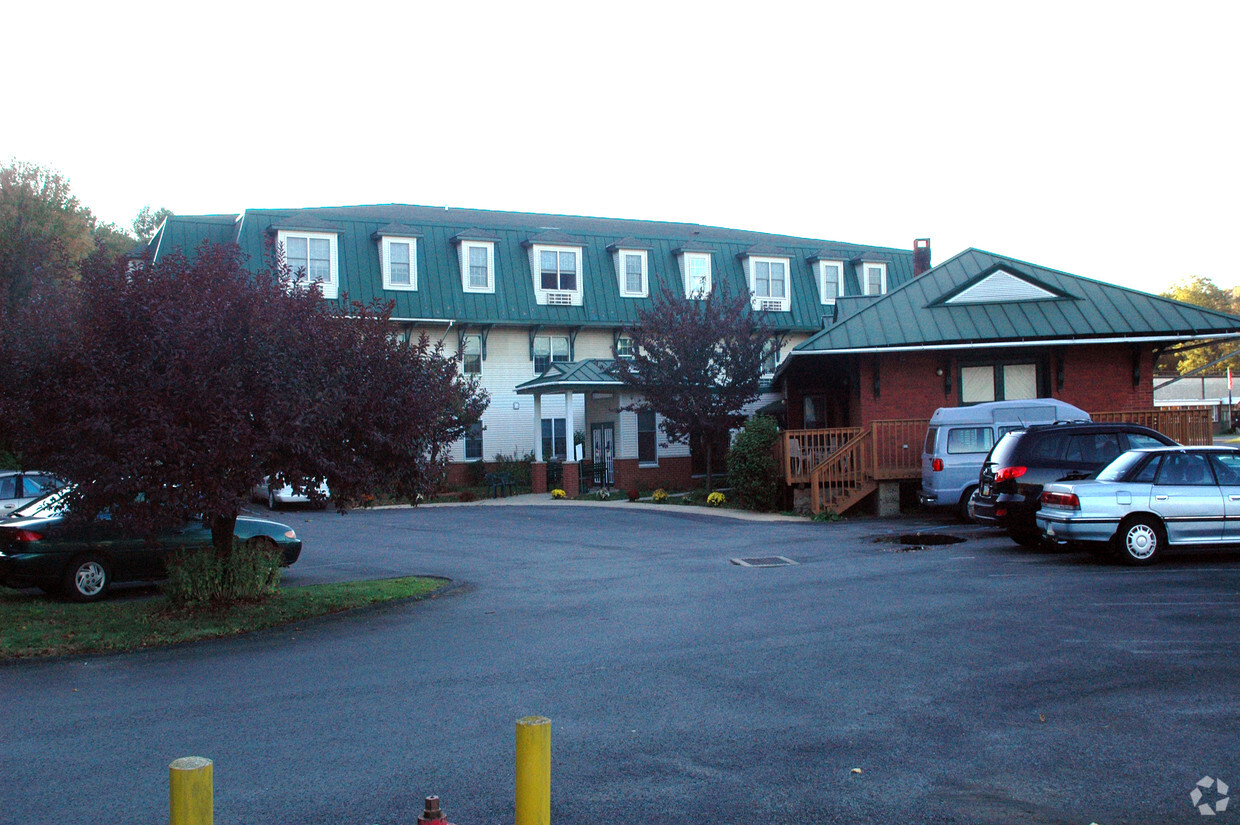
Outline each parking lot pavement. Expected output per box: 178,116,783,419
5,504,1240,825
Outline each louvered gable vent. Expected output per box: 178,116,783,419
944,268,1061,304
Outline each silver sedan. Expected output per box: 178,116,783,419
1036,446,1240,565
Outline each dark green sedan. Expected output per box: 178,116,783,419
0,489,302,601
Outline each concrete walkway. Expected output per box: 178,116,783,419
376,491,809,522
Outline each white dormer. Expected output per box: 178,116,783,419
372,224,421,293
816,259,845,304
862,262,887,295
523,232,584,306
607,239,650,298
274,222,341,299
674,247,712,299
451,230,500,294
739,246,791,312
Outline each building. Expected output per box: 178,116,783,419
147,205,922,491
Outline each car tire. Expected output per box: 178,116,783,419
63,554,111,602
957,486,977,522
1114,514,1164,565
268,488,279,511
1008,526,1041,547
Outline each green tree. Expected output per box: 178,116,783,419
612,285,771,492
727,415,782,511
1159,275,1240,374
0,159,94,309
132,205,173,242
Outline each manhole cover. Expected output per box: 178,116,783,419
873,533,967,552
731,556,798,567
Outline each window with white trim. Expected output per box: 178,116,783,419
749,256,789,311
279,230,338,299
616,336,634,359
461,334,481,375
380,237,417,291
540,249,577,290
761,339,781,374
460,241,494,293
819,260,844,304
863,263,887,296
616,250,647,297
960,362,1040,404
637,409,657,464
533,335,570,374
529,244,583,305
541,418,567,460
464,422,483,461
683,252,711,298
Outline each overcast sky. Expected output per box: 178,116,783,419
5,1,1237,296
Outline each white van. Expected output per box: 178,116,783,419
918,399,1089,517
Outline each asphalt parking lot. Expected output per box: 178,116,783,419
4,501,1240,825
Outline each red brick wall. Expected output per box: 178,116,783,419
1053,344,1154,411
613,457,696,492
789,344,1157,428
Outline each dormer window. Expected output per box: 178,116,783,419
677,251,712,298
743,254,790,312
524,236,584,306
451,231,500,294
461,241,494,293
818,260,844,304
608,239,651,298
380,236,418,291
277,230,339,299
863,263,887,295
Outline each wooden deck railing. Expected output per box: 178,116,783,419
782,406,1216,500
809,427,872,515
782,427,862,484
1091,407,1213,445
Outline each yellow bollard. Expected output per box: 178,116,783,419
169,756,213,825
515,716,551,825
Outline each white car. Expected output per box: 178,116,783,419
0,472,63,519
250,477,330,511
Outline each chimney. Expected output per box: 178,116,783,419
913,238,931,276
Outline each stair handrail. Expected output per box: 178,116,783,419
809,426,873,515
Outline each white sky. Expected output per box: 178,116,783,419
5,1,1238,296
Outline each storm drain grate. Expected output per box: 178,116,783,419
731,556,798,568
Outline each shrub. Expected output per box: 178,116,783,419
458,490,477,503
707,491,726,507
812,509,842,522
551,488,567,499
467,460,487,487
727,415,781,512
491,449,534,487
652,488,669,503
627,488,640,502
165,539,282,607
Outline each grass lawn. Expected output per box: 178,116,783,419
0,576,446,660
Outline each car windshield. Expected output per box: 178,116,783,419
1096,451,1148,482
10,486,72,519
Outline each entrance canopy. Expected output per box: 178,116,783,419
515,359,626,462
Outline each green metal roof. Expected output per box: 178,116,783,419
149,214,237,260
153,204,918,332
790,248,1240,355
515,359,625,393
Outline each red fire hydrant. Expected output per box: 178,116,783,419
417,795,455,825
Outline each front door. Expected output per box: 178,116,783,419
591,424,615,488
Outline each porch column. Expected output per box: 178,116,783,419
564,390,575,461
532,393,543,462
564,390,578,498
531,392,546,493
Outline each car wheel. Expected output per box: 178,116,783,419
957,486,977,522
1008,526,1041,547
268,488,279,511
1114,515,1164,565
63,554,111,602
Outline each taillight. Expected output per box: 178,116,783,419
1040,491,1080,509
11,530,44,542
994,466,1027,484
932,458,943,472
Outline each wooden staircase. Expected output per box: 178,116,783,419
809,428,877,515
